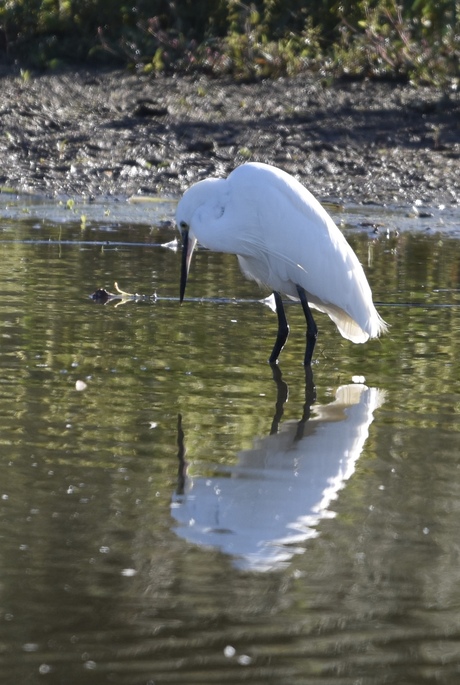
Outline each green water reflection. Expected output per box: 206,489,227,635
0,204,460,684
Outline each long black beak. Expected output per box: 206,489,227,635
180,229,196,303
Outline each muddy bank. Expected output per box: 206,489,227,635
0,67,458,207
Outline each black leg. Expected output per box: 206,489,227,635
269,291,289,364
294,365,317,440
176,414,188,496
296,285,318,366
269,363,289,435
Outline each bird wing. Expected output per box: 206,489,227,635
229,164,386,342
237,234,372,343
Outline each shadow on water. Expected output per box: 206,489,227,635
172,368,385,572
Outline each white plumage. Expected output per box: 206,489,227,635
176,162,387,364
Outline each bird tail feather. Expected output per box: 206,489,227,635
311,302,388,344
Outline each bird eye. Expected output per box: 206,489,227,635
179,221,188,230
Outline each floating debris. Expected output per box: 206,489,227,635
91,288,112,303
90,282,157,306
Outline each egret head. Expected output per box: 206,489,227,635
176,177,226,303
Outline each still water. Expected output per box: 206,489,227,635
0,194,460,684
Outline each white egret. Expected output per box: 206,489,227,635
176,162,387,365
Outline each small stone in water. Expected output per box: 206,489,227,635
237,654,252,665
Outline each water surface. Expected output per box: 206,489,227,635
0,194,460,684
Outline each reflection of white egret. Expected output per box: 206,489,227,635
177,162,387,365
171,383,385,572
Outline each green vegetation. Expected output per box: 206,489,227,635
0,0,458,85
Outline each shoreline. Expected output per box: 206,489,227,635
0,67,458,207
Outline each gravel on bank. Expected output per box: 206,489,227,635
0,67,458,207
